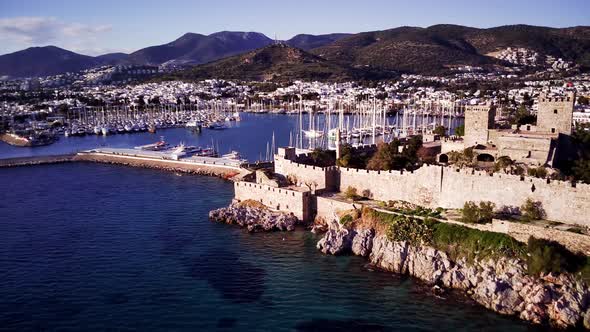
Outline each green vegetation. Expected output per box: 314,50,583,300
454,124,465,137
510,104,537,126
527,237,590,282
307,148,336,167
557,123,590,184
364,208,524,261
460,201,495,224
366,136,423,171
521,198,545,221
366,208,590,277
447,147,475,168
432,222,525,261
384,202,444,219
433,125,446,136
336,144,372,168
364,208,590,280
339,214,354,226
527,166,547,178
494,156,514,172
343,186,361,201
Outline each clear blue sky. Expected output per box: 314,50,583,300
0,0,589,56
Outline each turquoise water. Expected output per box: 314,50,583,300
0,163,539,331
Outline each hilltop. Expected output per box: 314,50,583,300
171,43,378,82
312,24,590,73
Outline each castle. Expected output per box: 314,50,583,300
440,91,576,167
231,145,590,227
230,92,587,228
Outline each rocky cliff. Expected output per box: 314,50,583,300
317,223,590,329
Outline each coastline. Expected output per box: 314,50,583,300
209,201,590,330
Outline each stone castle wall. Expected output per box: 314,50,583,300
315,196,357,222
275,157,590,226
274,156,337,191
234,181,312,221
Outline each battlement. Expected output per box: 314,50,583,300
539,91,575,103
269,155,590,225
234,181,312,221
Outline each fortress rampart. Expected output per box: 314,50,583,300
234,181,312,221
273,155,590,226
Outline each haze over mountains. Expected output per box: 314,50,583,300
1,25,589,79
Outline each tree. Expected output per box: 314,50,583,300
511,104,536,126
433,125,446,136
455,124,465,137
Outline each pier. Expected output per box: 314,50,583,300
0,149,248,180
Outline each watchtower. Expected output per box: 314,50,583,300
464,104,496,147
537,92,575,136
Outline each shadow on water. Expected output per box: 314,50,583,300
186,248,266,303
217,317,238,329
295,319,392,332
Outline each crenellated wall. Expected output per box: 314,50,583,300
274,156,338,191
273,154,590,226
234,181,312,222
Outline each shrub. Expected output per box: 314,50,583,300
361,189,372,199
521,198,545,221
461,201,496,224
343,186,359,200
339,214,354,226
433,223,526,261
527,167,547,178
433,125,446,136
381,213,435,246
527,237,579,276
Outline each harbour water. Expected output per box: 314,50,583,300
0,113,465,162
0,163,538,331
0,113,537,331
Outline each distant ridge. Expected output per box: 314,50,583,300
171,43,371,82
312,24,590,73
2,25,590,78
0,46,100,78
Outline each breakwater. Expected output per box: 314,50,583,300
0,150,245,180
0,154,77,167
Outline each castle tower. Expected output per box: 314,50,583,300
537,92,575,136
464,104,496,147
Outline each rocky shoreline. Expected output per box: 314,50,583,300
209,202,300,232
208,203,590,329
316,221,590,330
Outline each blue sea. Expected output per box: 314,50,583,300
0,114,539,331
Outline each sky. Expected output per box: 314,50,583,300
0,0,589,56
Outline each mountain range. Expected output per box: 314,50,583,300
1,25,589,79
